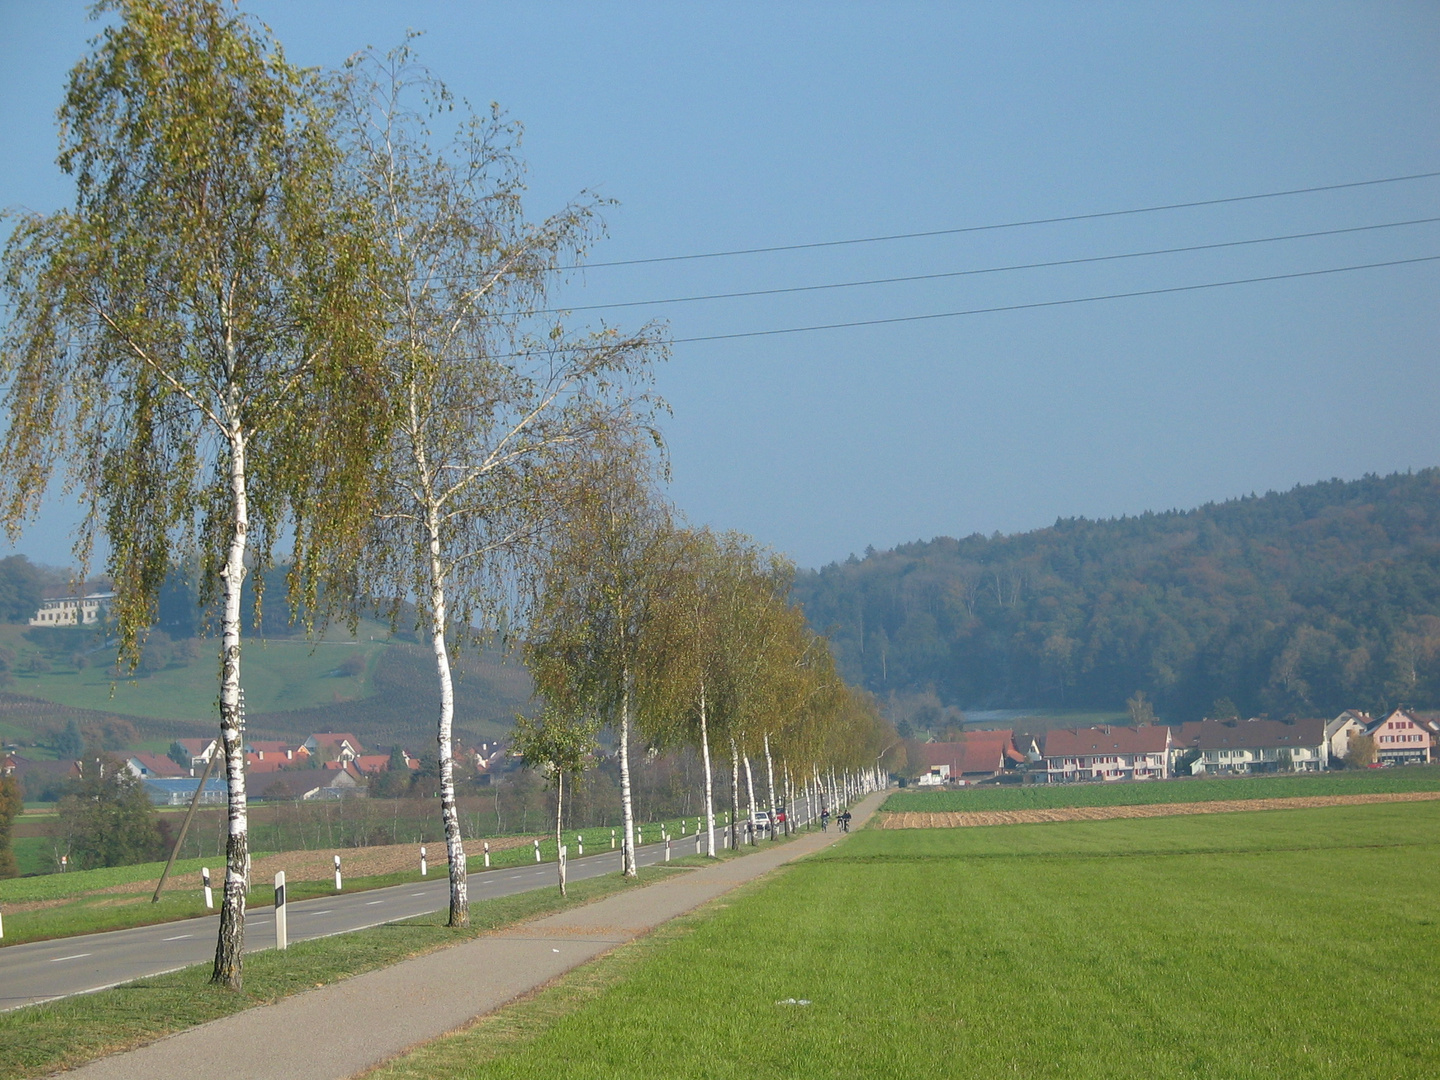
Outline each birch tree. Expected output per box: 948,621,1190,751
335,48,664,924
524,439,673,878
512,705,598,897
0,0,384,989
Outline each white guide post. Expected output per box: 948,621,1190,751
578,835,584,856
483,840,490,868
420,846,427,877
274,871,287,951
202,867,214,909
334,854,342,891
534,839,541,863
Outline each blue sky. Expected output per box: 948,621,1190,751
1,1,1437,570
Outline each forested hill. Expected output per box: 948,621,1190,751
793,470,1440,722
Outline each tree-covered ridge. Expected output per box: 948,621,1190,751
793,469,1440,721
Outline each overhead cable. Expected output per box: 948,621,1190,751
570,170,1440,269
538,217,1440,314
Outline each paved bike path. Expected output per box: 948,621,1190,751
61,792,884,1080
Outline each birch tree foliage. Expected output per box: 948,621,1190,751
332,46,665,926
0,0,386,990
512,704,599,896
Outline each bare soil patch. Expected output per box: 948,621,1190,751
876,789,1440,829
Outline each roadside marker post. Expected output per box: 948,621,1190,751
202,867,214,909
274,871,287,951
611,829,616,850
534,839,541,863
334,855,342,891
665,837,671,862
638,826,643,845
420,846,427,877
1,906,5,939
577,835,584,856
483,841,490,868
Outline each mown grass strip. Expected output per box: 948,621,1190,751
365,800,1440,1080
882,764,1440,814
0,866,687,1080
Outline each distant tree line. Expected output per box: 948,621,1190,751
794,470,1440,721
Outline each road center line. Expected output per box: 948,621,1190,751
365,900,385,906
49,953,91,962
161,934,193,941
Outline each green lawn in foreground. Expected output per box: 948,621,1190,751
883,765,1440,813
373,801,1440,1080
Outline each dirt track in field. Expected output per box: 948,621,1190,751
876,789,1440,829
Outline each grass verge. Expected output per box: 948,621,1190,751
367,800,1440,1079
883,764,1440,813
0,865,688,1080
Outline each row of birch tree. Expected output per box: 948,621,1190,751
0,0,896,992
0,2,661,989
519,438,901,883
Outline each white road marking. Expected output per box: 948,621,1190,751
308,909,333,915
365,900,385,906
410,892,427,897
50,953,91,962
161,934,193,941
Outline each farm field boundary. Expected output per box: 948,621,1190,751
879,788,1440,828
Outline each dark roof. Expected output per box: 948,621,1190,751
1192,717,1325,750
1043,725,1170,757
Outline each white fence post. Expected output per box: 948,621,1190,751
274,871,287,951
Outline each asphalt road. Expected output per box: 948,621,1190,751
0,819,811,1012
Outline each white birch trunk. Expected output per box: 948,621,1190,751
556,771,566,897
699,681,716,858
729,739,741,850
743,755,757,844
762,734,777,841
618,667,637,877
423,460,468,926
211,415,250,989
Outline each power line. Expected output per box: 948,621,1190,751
657,254,1440,346
571,170,1440,270
540,217,1439,314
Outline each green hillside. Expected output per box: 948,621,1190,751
0,618,530,752
794,468,1440,723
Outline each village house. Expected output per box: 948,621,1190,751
1367,708,1433,765
125,752,187,780
303,732,364,764
1325,710,1373,761
142,775,227,806
28,591,114,627
914,731,1024,786
170,737,218,774
1038,725,1171,783
1186,717,1328,775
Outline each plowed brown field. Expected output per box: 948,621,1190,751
876,789,1440,829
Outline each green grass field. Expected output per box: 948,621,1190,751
883,765,1440,813
372,801,1440,1079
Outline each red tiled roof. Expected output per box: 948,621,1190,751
917,733,1018,776
1043,725,1170,757
352,755,390,774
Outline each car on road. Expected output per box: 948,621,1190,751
749,810,771,832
